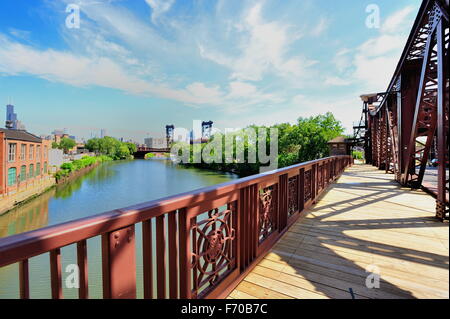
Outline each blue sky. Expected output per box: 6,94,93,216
0,0,421,142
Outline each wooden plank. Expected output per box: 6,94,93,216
230,165,449,300
234,280,294,299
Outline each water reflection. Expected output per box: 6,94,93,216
0,159,237,298
0,189,53,237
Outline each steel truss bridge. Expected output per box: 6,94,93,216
354,0,449,221
0,0,448,300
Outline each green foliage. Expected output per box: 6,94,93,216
60,162,75,172
58,137,76,153
352,150,364,160
51,142,59,149
145,153,156,159
85,137,135,160
125,142,137,154
176,112,344,176
54,155,113,182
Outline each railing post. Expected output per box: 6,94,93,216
19,259,29,299
50,249,62,299
142,219,153,299
76,240,88,299
101,225,136,299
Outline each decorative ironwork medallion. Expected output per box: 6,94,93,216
191,202,236,298
259,185,277,243
304,170,312,202
288,176,299,217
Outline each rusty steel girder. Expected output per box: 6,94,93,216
357,0,449,220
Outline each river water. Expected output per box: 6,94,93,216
0,159,238,298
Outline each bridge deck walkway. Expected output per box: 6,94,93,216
228,165,449,299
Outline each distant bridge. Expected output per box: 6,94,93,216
134,146,171,158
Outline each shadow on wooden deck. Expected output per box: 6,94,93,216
229,165,449,299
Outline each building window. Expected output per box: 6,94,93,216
8,143,17,162
29,164,34,178
37,145,41,160
36,163,41,176
20,165,27,182
29,145,34,160
44,146,48,159
44,162,47,174
20,144,26,161
8,167,17,186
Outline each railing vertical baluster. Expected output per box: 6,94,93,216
298,168,305,212
246,187,251,267
19,259,29,299
278,174,288,231
250,185,257,262
178,208,191,299
312,164,317,201
156,215,166,299
168,211,179,299
142,219,153,299
240,187,248,269
77,240,88,299
239,188,245,269
50,248,62,299
192,216,198,298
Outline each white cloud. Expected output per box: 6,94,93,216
0,33,289,111
310,17,329,37
145,0,175,24
8,28,31,41
331,5,417,92
0,34,223,106
381,6,415,34
228,81,257,98
199,3,315,83
324,76,352,86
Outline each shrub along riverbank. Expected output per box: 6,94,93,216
54,155,112,183
145,152,170,159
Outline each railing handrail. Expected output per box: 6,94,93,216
0,155,349,267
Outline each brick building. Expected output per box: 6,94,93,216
0,129,51,196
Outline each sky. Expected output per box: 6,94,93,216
0,0,422,142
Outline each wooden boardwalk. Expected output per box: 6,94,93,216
229,165,449,299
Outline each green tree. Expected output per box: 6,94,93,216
125,142,137,154
85,138,100,153
85,137,134,160
59,137,76,154
176,112,344,176
116,144,131,159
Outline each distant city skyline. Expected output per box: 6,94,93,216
0,0,422,142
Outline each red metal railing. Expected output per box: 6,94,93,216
0,155,352,299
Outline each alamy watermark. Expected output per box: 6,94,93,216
365,264,381,289
65,4,80,29
365,4,381,29
169,121,279,173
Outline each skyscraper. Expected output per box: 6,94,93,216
100,129,107,138
5,104,24,130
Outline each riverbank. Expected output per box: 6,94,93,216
0,156,112,215
0,176,55,216
55,160,101,185
54,155,113,183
